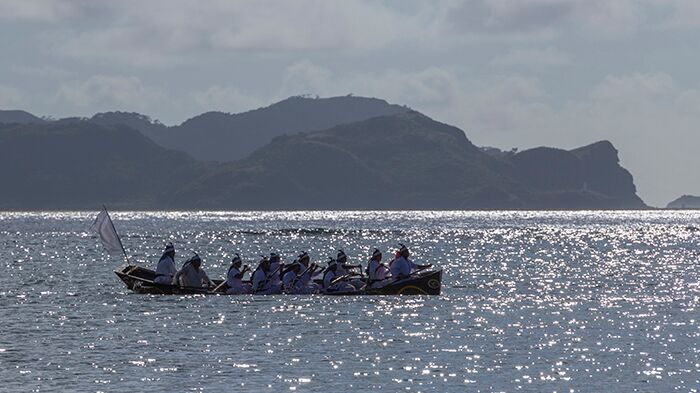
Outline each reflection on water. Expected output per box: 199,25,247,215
0,211,699,392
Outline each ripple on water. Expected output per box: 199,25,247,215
0,210,699,391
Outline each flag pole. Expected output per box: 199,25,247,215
103,205,130,265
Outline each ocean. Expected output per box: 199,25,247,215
0,211,698,392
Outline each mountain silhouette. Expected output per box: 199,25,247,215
0,110,46,125
85,95,409,162
0,122,208,209
0,99,646,210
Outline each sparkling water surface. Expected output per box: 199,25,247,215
0,210,699,392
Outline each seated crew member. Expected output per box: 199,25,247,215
252,256,269,293
226,254,251,295
173,253,213,288
335,250,362,275
322,259,355,292
282,262,301,294
367,248,389,288
252,256,281,294
154,242,177,285
390,244,431,280
336,249,364,290
268,252,283,288
294,252,321,293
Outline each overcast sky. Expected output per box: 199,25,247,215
1,0,699,206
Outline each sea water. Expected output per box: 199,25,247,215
0,211,698,392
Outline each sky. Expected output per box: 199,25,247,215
1,0,699,207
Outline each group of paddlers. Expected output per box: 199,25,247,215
153,243,431,294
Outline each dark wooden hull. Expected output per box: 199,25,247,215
115,265,442,296
365,269,442,295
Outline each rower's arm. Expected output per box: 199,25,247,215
172,269,183,285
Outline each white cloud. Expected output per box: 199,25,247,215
279,61,462,108
0,0,81,22
44,1,417,65
491,46,572,67
0,85,22,107
193,86,264,114
55,75,164,111
444,0,651,39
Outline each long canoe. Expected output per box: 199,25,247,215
114,265,442,295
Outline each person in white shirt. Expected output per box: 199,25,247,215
252,257,282,294
268,252,283,288
282,262,300,294
154,242,177,285
292,252,321,294
323,260,355,293
390,244,431,280
226,254,251,295
336,249,365,289
173,254,213,288
367,248,389,288
251,257,270,293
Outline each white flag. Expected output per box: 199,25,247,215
91,208,125,257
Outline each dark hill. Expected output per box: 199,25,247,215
666,195,700,209
509,141,646,208
0,110,46,125
89,111,168,139
166,112,521,209
0,122,208,209
166,114,645,210
0,106,646,210
151,95,407,162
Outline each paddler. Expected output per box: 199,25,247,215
252,256,282,294
282,262,300,294
154,242,177,285
322,258,355,293
367,248,389,288
173,253,214,288
268,252,283,289
336,249,364,289
251,256,270,292
390,244,431,280
226,254,252,294
292,251,321,294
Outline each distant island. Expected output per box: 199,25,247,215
666,195,700,209
0,95,647,210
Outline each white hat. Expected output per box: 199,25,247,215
164,242,174,253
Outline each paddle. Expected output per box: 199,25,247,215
212,265,250,293
253,264,282,294
330,271,361,286
289,263,316,290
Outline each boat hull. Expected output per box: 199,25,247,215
114,265,442,296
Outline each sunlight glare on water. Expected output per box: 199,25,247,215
0,210,699,392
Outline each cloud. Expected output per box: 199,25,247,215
0,0,81,22
55,75,164,111
193,86,265,114
491,46,572,67
657,0,700,29
444,0,650,39
279,61,462,108
43,1,416,65
0,85,22,108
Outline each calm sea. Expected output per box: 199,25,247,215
0,211,698,392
